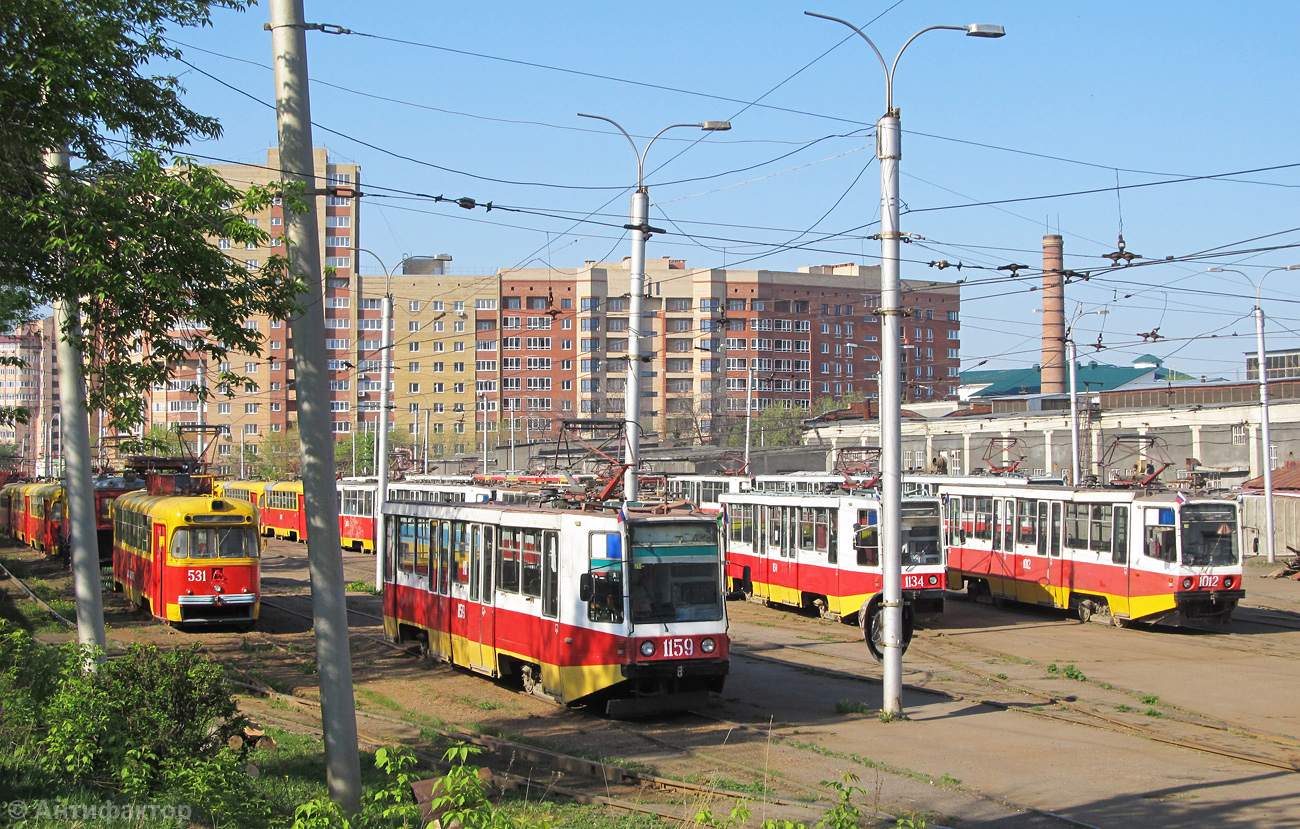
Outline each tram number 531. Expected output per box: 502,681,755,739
187,569,207,582
663,638,694,657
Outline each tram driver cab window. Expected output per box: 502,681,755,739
855,510,879,567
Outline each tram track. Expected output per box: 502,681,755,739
725,600,1300,774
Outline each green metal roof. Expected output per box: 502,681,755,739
962,362,1186,398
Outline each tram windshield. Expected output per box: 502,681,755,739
901,504,943,566
1180,504,1237,567
626,520,723,625
171,526,260,560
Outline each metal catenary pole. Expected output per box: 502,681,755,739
806,12,1003,717
269,0,363,810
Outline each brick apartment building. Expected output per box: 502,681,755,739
3,150,963,474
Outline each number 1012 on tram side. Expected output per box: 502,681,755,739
382,500,729,718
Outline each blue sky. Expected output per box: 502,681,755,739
163,1,1300,381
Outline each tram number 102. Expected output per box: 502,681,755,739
662,638,695,657
187,569,208,582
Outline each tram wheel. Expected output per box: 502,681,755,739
1077,600,1093,623
521,663,542,696
861,595,913,663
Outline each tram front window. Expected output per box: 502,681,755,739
171,526,260,560
901,510,943,566
1180,505,1238,567
627,521,723,625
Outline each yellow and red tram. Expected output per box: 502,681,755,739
934,478,1243,626
382,498,729,717
111,490,261,626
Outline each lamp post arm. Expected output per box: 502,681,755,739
890,26,967,97
577,113,642,184
641,123,708,188
805,12,891,101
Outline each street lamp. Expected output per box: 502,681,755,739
1207,264,1300,563
578,113,732,502
805,11,1003,718
358,249,414,586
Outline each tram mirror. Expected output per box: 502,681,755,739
959,529,966,543
1253,537,1259,554
579,572,593,602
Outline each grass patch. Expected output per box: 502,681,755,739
345,580,381,595
1140,694,1159,705
834,699,872,715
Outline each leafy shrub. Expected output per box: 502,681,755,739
36,642,249,792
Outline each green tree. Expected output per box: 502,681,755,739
0,0,302,431
248,427,301,479
334,429,415,478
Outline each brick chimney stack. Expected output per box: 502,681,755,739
1040,234,1066,394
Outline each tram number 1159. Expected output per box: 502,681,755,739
662,638,694,657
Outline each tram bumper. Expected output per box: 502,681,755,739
1161,589,1245,625
904,588,945,614
608,659,729,718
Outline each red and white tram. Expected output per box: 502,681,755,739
719,489,945,658
382,499,729,717
936,479,1243,625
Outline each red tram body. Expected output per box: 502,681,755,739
932,478,1243,625
111,483,262,626
382,498,729,717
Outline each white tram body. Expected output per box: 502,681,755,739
382,499,729,717
936,479,1244,625
658,475,751,513
719,489,946,629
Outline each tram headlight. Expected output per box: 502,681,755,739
1224,576,1234,589
639,641,656,657
701,638,716,654
1182,577,1194,590
927,575,939,586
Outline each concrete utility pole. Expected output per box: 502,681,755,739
578,113,731,502
806,11,1003,718
269,0,362,811
47,146,107,660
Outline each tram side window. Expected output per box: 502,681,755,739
799,508,816,552
729,503,753,544
482,526,495,595
961,496,975,541
450,521,469,584
438,521,451,593
1112,506,1129,565
974,497,992,541
1002,500,1015,551
587,531,625,624
855,510,879,567
498,528,520,592
1017,499,1037,545
1089,504,1114,555
1145,523,1176,563
542,531,558,618
521,528,543,598
171,530,190,559
1064,503,1088,549
822,509,836,564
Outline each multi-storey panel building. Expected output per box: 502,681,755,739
134,148,359,474
498,258,960,444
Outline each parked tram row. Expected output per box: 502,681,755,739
0,471,1246,717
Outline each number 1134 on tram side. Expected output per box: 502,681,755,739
382,500,729,718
